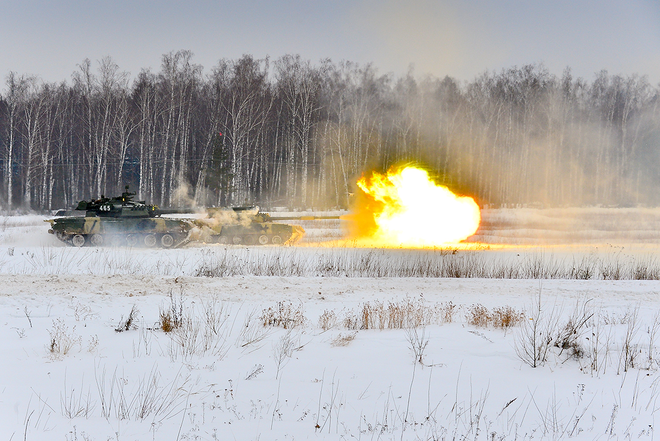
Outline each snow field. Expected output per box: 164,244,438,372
2,274,660,440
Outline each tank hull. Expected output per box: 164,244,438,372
47,216,191,248
192,219,304,245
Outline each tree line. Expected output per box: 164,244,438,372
1,50,659,212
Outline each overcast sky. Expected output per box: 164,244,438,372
1,0,659,86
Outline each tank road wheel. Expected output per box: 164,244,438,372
244,235,257,245
258,235,269,245
72,234,86,247
90,234,104,246
232,236,242,245
144,234,157,247
161,234,175,248
271,235,283,245
57,231,72,243
107,235,122,247
217,236,229,244
126,234,139,247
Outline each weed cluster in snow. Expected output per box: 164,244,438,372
194,247,660,280
3,244,660,280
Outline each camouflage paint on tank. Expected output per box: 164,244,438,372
46,216,192,247
191,216,305,245
45,186,193,247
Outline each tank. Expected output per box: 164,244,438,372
46,186,192,248
191,206,306,245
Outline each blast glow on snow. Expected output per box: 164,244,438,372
354,166,481,247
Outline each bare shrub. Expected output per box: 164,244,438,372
88,335,99,353
466,304,491,327
586,312,615,376
273,330,300,378
47,318,81,358
570,257,596,280
632,259,660,280
619,307,640,373
648,311,660,366
359,301,379,330
166,302,232,360
331,332,357,347
60,375,95,419
115,305,138,332
261,301,306,329
554,298,593,360
439,301,457,323
201,299,232,337
72,302,94,322
95,364,192,421
23,305,33,328
318,310,337,331
159,290,184,333
238,309,272,348
389,299,434,329
351,299,440,330
342,309,361,331
492,261,521,279
600,259,623,280
492,306,525,329
159,311,176,333
406,327,429,365
167,317,200,360
514,288,559,368
245,364,264,380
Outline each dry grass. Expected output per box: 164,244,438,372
159,311,175,333
331,332,357,347
159,290,184,333
492,306,525,329
340,299,463,330
465,304,524,329
190,248,660,280
439,301,457,323
466,304,491,327
115,305,138,332
318,310,337,331
47,318,81,358
261,301,306,329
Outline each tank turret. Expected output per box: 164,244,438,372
74,186,164,218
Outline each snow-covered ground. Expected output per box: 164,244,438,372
2,211,660,440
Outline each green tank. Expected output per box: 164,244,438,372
46,186,192,248
191,207,306,245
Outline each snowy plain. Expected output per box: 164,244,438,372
2,210,660,440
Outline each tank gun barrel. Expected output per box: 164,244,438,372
269,215,348,221
270,214,352,220
156,207,197,215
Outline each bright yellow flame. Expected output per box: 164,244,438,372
355,166,481,247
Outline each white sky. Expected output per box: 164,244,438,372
1,0,659,86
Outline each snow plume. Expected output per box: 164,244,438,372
207,207,256,227
188,207,258,242
170,181,197,209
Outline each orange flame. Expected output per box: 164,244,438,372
353,166,481,247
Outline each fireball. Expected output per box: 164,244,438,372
354,166,481,247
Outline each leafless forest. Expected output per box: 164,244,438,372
1,50,659,212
